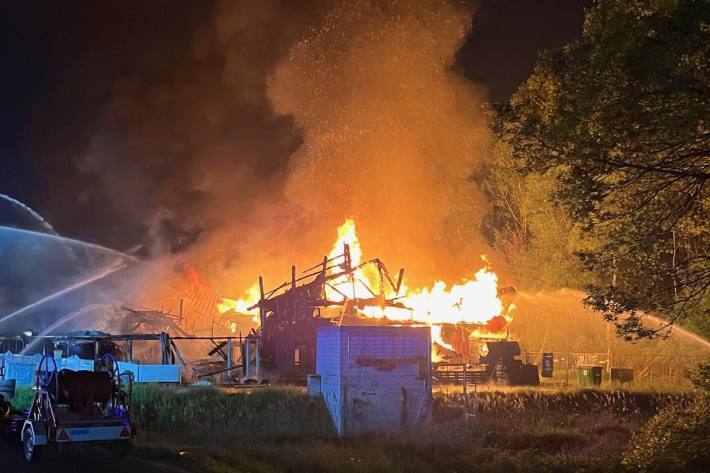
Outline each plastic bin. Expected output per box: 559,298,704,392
578,366,602,386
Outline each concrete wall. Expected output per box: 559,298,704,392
316,326,432,436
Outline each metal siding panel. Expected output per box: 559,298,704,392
315,326,431,436
316,328,343,435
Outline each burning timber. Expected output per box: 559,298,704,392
249,244,407,381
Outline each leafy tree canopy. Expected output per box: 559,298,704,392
482,143,593,290
495,0,709,339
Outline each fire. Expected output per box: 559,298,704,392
325,219,506,325
369,264,504,325
325,218,380,301
222,218,511,345
216,283,261,325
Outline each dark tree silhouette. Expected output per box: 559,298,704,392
495,0,709,338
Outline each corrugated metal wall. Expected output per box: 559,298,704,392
316,326,432,436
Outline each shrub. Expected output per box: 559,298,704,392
10,385,34,412
686,362,710,391
622,393,710,473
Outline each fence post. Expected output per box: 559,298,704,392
463,362,468,416
226,338,233,381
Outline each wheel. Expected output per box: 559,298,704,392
99,354,123,418
100,354,121,382
36,354,57,389
22,426,43,463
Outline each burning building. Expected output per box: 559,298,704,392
239,241,407,381
215,219,520,382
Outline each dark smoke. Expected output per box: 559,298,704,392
11,1,502,332
29,0,329,256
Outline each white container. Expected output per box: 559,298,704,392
316,326,432,436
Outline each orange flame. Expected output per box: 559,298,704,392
217,283,261,324
325,218,380,302
222,218,511,347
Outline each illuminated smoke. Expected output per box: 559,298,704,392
267,0,493,284
20,1,497,333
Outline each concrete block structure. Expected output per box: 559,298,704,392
315,326,432,436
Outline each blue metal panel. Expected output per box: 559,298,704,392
2,353,41,386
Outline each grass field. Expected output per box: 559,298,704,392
125,385,698,473
8,384,703,473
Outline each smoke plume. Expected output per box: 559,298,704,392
11,0,497,332
267,0,493,283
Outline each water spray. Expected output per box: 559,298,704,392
0,262,127,326
0,225,140,263
0,193,59,235
19,304,112,355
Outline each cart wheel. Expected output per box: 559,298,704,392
100,354,121,383
99,354,122,418
22,426,43,463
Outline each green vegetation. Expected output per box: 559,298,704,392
482,142,592,290
122,385,701,473
686,361,710,390
491,0,709,339
441,388,692,419
131,384,334,438
623,393,709,473
8,383,707,472
622,363,710,473
9,385,33,412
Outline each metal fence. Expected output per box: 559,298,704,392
521,350,706,387
432,350,706,388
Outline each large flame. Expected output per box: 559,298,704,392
216,283,261,333
325,219,506,323
325,218,381,302
220,218,510,345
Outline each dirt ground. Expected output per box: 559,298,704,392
0,434,195,473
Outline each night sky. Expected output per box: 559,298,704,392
0,0,587,249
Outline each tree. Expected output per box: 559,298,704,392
495,0,709,339
482,143,591,290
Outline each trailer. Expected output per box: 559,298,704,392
20,353,134,462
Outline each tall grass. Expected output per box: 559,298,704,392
436,389,693,420
8,384,696,472
131,385,335,438
129,386,665,473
